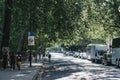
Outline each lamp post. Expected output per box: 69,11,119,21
29,0,32,67
29,0,33,67
28,33,35,67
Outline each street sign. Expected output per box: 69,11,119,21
28,36,35,46
28,32,35,46
28,32,34,36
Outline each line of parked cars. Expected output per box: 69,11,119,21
63,51,87,59
63,50,112,66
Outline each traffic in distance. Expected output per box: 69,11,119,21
48,37,120,68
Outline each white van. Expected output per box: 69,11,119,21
87,44,107,63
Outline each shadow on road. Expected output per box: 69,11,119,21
41,57,120,80
41,59,84,80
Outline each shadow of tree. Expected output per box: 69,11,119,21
41,57,120,80
41,59,84,80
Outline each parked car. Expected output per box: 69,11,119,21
102,53,112,66
63,51,68,56
73,52,80,58
80,52,87,59
68,51,74,56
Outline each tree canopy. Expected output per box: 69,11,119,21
0,0,120,52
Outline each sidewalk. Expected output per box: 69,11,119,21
0,62,42,80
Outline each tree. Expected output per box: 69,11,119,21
1,0,120,52
1,0,12,52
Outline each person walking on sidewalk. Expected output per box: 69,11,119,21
48,54,51,63
2,51,8,69
16,53,22,70
10,52,16,70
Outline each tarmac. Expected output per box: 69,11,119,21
0,61,42,80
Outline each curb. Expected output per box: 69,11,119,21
32,66,43,80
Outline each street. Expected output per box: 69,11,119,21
39,52,120,80
0,1,120,80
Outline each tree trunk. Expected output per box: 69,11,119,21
0,0,12,67
1,0,12,49
17,29,26,52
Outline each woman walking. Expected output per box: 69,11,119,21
16,53,22,70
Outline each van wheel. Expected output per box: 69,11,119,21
116,58,119,68
118,58,120,68
102,59,104,65
92,59,95,63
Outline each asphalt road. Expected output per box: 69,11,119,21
38,53,120,80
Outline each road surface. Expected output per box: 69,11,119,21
39,52,120,80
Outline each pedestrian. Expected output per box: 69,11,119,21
2,51,8,69
10,52,16,70
28,54,33,64
48,54,51,63
35,53,37,63
16,53,22,70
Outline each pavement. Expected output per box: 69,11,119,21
0,61,42,80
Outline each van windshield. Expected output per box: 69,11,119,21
98,50,107,56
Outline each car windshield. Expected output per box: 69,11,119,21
98,50,107,56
